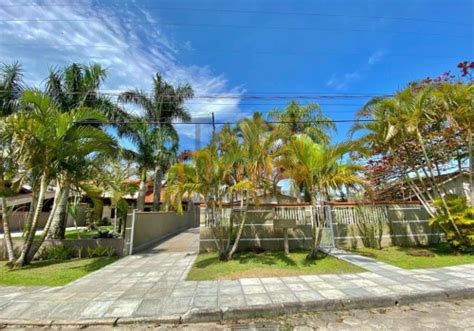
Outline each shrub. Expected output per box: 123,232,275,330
355,206,386,249
37,245,73,261
429,194,474,252
87,246,116,258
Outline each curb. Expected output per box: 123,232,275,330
0,287,473,327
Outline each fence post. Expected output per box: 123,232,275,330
327,205,337,248
129,209,137,255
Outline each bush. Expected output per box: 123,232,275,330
37,245,73,261
355,206,386,249
87,246,116,258
429,194,474,252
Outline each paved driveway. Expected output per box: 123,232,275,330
0,227,473,325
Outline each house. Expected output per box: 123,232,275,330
100,179,200,220
374,169,471,203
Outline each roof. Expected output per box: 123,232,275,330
374,169,469,201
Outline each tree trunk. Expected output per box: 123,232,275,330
48,180,70,239
28,186,65,262
416,130,463,240
307,198,323,260
1,197,15,264
137,168,147,211
152,165,163,211
15,175,48,267
227,192,249,260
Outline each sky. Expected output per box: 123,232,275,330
0,0,473,151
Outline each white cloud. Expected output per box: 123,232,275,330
326,71,361,91
368,50,386,65
326,49,386,91
0,1,242,122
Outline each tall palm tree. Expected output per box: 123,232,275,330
268,101,335,144
117,117,177,211
5,90,116,266
45,63,127,239
119,73,193,210
0,62,24,263
279,135,366,259
0,62,24,117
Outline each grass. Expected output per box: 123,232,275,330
351,243,474,269
0,257,118,286
187,250,364,281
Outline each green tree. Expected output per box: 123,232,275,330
119,73,193,211
0,62,24,117
279,135,366,259
45,63,127,239
268,101,335,144
5,91,115,266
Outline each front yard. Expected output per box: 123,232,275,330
187,251,364,281
0,257,118,286
351,244,474,269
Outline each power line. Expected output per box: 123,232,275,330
0,19,467,38
0,43,462,60
80,119,375,125
0,90,391,99
0,3,468,26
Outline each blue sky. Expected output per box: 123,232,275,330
0,0,472,150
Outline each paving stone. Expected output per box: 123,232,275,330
219,294,246,307
269,292,298,304
286,283,312,292
245,294,273,306
193,295,218,309
294,290,323,301
47,301,88,319
240,278,262,286
0,230,472,324
134,299,164,316
20,301,60,319
242,285,267,295
80,300,115,319
161,297,193,314
219,286,243,295
105,299,142,317
0,302,33,318
318,289,346,299
263,283,289,293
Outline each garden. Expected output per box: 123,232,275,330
166,62,474,275
0,60,473,287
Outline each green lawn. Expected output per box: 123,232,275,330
351,244,474,269
187,251,364,281
0,257,118,286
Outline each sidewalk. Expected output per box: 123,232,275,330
0,228,473,326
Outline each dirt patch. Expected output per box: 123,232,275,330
407,249,435,257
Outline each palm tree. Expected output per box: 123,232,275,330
355,86,465,240
433,83,474,206
0,62,24,263
119,73,194,211
5,90,116,266
117,118,177,211
279,135,366,259
0,62,24,117
268,101,335,144
166,146,235,260
45,63,127,239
